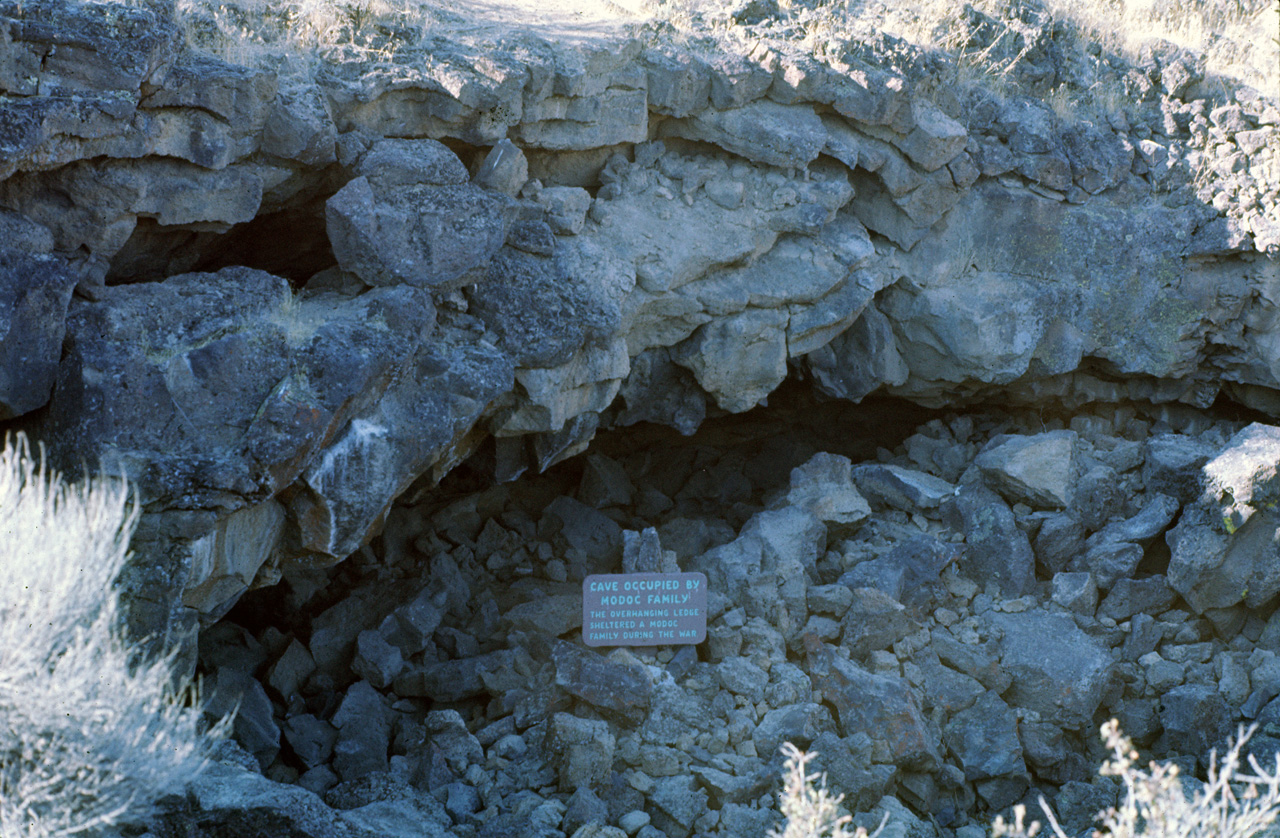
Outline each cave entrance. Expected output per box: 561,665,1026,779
200,386,1278,838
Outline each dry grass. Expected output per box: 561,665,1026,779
995,720,1280,838
771,742,888,838
0,435,223,838
779,720,1280,838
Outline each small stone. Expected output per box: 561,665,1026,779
1142,654,1186,692
1098,576,1177,621
852,463,957,510
563,786,609,835
803,615,841,642
352,628,404,689
1051,572,1097,615
840,587,921,659
786,452,872,534
942,483,1036,597
445,782,482,822
505,594,582,638
648,775,709,830
753,702,833,758
571,826,628,838
282,714,338,769
990,611,1113,729
474,138,528,197
1143,433,1214,503
267,639,316,702
974,430,1079,509
297,764,340,795
1035,513,1086,576
619,810,651,836
540,186,592,235
547,713,616,789
1159,684,1231,761
945,691,1025,780
492,734,527,760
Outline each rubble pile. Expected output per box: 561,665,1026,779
172,399,1280,838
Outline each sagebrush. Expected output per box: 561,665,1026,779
993,720,1280,838
775,720,1280,838
0,434,219,838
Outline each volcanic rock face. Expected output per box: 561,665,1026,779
3,0,1280,834
171,402,1280,838
5,0,1278,650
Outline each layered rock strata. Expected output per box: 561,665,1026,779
1,0,1277,694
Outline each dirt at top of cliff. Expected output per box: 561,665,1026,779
179,0,1277,99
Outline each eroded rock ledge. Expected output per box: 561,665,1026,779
1,0,1277,660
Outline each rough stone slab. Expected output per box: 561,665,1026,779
1159,684,1231,760
804,635,939,770
847,169,931,250
327,175,510,290
1167,505,1280,613
828,66,909,127
283,714,339,770
393,650,516,702
644,48,711,117
552,640,653,725
262,72,338,166
1093,493,1181,545
840,587,920,659
0,250,79,419
942,483,1036,597
181,761,377,838
142,52,277,129
785,452,872,533
505,594,582,637
893,99,967,172
975,430,1079,509
1203,423,1280,519
944,691,1025,780
1084,540,1144,590
852,463,956,510
1143,434,1214,504
752,702,834,758
1098,576,1176,621
548,712,616,789
357,138,469,190
664,101,826,168
516,87,649,150
673,306,789,413
807,303,910,403
267,638,316,701
14,0,182,97
990,610,1112,730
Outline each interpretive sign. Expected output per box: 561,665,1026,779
582,572,708,647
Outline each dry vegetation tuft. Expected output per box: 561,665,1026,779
775,721,1280,838
0,435,223,838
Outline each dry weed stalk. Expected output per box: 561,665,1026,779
992,719,1280,838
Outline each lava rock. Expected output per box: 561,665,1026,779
283,713,339,770
805,636,940,770
943,482,1036,596
1143,434,1214,504
990,610,1113,730
0,250,77,420
944,691,1026,781
331,680,392,781
547,713,616,788
552,641,653,725
1158,684,1231,762
975,430,1079,509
